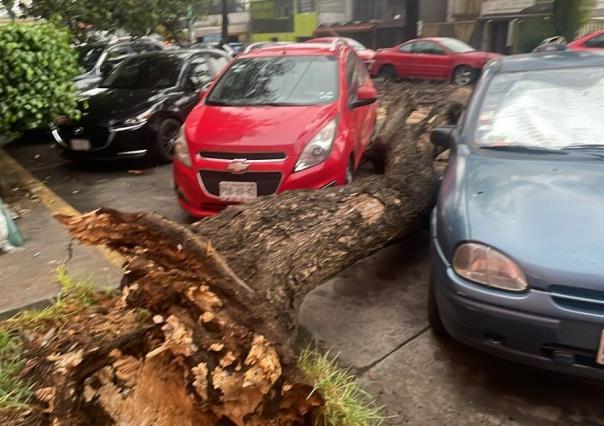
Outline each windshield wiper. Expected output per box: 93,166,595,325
480,145,567,154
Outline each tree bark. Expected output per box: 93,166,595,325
36,83,470,425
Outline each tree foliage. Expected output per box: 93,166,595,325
26,0,209,41
0,23,79,144
553,0,595,41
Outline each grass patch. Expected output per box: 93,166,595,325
0,330,31,409
6,266,112,330
298,348,385,426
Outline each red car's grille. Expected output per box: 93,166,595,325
199,171,282,197
199,151,286,161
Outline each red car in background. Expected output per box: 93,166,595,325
568,29,604,50
173,42,379,218
370,37,501,85
307,37,376,67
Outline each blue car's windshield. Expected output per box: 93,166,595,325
476,67,604,150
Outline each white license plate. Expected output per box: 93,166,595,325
70,138,91,151
219,182,257,203
598,330,604,365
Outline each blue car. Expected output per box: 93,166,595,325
429,50,604,380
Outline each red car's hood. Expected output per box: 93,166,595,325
185,103,338,154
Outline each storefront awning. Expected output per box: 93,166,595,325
480,1,552,20
315,22,376,35
315,19,405,35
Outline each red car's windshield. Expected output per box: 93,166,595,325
207,55,339,106
439,38,475,53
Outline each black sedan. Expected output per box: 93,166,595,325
54,49,230,162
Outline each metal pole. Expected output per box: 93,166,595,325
222,0,230,44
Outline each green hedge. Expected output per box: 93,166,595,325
0,22,79,144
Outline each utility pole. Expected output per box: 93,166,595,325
405,0,419,40
221,0,230,45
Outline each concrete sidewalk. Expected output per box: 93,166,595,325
299,233,604,426
0,149,121,317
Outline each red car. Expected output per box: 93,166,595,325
307,37,376,67
173,41,379,218
568,29,604,50
370,37,501,85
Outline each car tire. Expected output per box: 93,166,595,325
428,273,448,337
149,117,181,163
379,65,398,81
453,66,476,86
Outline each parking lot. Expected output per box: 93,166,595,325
5,139,604,425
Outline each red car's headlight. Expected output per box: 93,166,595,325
294,119,337,172
174,127,192,168
453,243,528,292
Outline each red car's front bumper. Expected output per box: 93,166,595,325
174,152,348,218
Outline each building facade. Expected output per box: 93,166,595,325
194,0,251,42
249,0,318,42
430,0,604,54
314,0,419,49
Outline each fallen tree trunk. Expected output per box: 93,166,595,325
21,83,470,425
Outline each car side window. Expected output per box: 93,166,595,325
354,54,369,87
131,43,161,53
106,45,133,61
415,41,444,55
186,57,213,88
586,34,604,48
414,41,446,55
399,42,414,53
346,53,359,102
208,55,229,75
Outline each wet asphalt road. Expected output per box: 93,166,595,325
6,137,192,223
6,137,604,425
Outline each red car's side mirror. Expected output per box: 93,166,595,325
351,86,378,108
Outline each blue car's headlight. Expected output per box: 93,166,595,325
453,243,528,292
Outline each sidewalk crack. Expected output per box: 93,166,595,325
356,325,430,375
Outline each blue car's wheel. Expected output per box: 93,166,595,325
428,273,448,336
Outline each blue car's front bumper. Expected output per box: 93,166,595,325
431,233,604,380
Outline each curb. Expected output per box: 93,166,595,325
0,149,124,268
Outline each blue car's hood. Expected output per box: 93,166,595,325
463,152,604,290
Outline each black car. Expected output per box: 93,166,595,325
75,38,164,93
54,49,230,162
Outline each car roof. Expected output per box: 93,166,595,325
403,37,460,44
126,49,227,61
570,28,604,44
241,42,345,58
488,50,604,74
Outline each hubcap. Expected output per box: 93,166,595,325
162,124,180,154
455,68,473,86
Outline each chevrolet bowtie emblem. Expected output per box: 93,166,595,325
227,159,250,174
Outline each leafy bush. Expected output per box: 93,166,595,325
0,22,79,144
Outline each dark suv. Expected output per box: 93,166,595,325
75,38,164,92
